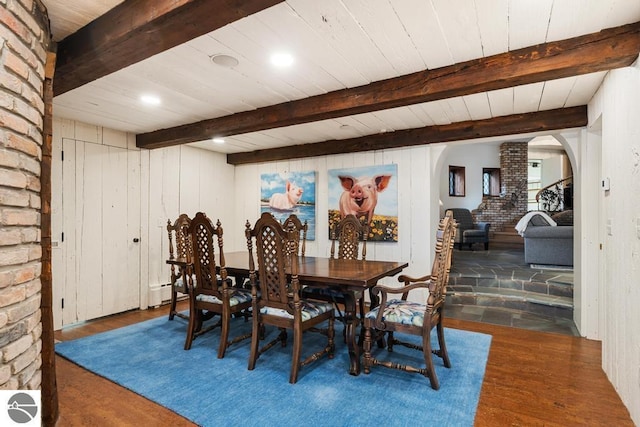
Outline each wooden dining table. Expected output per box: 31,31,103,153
220,251,408,376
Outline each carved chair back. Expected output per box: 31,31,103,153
186,212,228,297
167,213,192,260
282,214,308,259
167,214,192,288
330,214,368,260
426,210,457,311
246,212,300,313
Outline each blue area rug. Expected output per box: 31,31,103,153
56,314,491,427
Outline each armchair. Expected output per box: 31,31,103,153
445,208,490,250
166,214,192,321
362,211,457,389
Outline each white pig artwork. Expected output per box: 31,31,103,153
338,175,392,224
261,171,317,240
269,180,303,211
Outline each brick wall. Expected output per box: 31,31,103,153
0,0,50,390
474,142,528,231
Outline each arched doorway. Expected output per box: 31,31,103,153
435,135,579,336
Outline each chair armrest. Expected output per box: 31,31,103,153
373,281,431,296
475,222,490,232
397,274,430,284
372,281,431,308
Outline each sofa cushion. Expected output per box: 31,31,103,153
529,214,551,226
523,225,573,239
551,210,574,226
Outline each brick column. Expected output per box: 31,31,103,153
0,0,51,394
474,141,529,230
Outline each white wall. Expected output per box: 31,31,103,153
145,145,236,291
588,61,640,424
52,119,237,313
231,147,439,300
438,142,500,211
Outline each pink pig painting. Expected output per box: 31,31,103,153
269,180,303,211
338,174,392,224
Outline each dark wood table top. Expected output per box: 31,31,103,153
220,251,408,290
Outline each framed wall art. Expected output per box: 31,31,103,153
260,171,317,240
327,164,398,242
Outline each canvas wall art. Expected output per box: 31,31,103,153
328,164,398,242
260,171,316,240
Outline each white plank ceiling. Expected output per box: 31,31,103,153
43,0,640,154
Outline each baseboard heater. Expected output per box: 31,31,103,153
149,283,172,308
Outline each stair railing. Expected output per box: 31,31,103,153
535,176,573,212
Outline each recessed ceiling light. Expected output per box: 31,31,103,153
212,137,225,144
211,54,239,68
140,95,161,106
270,52,294,67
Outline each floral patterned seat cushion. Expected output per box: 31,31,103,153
260,300,334,321
176,274,232,289
365,299,426,327
196,288,252,306
174,274,196,290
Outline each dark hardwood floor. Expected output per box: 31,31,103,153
53,301,633,426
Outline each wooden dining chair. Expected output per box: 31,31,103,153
184,212,252,358
362,210,457,390
302,214,369,325
245,212,335,384
282,214,308,259
166,214,192,321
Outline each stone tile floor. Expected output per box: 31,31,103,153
446,247,579,336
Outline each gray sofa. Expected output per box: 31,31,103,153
522,219,573,266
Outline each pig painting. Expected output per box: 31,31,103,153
269,180,303,211
328,164,398,242
261,171,316,239
338,174,392,224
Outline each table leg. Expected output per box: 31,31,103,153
367,285,386,349
342,291,360,376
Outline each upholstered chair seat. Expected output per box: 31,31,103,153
174,274,195,292
365,299,426,327
260,300,334,321
196,288,252,307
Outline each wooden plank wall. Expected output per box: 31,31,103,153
231,145,438,293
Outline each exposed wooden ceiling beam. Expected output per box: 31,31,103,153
54,0,284,96
137,22,639,150
226,106,587,165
